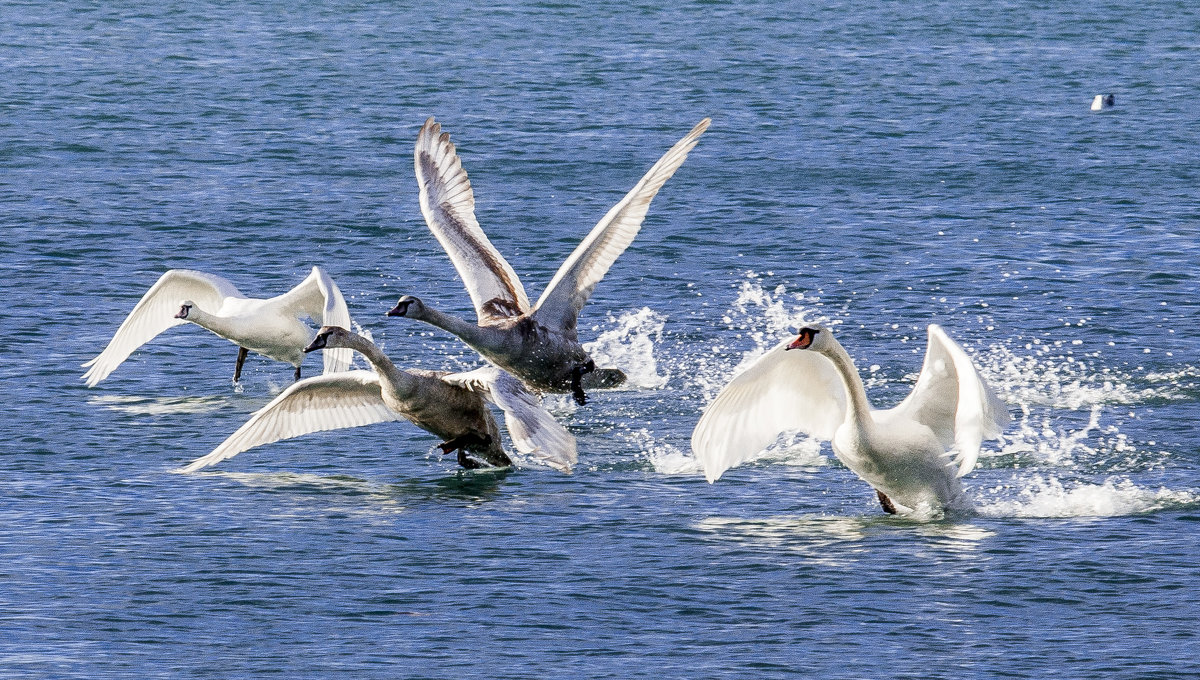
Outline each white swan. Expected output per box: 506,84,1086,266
691,325,1009,515
1091,94,1115,111
177,326,577,474
82,266,353,386
388,117,710,404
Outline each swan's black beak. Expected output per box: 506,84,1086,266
174,304,191,320
387,300,411,317
303,336,327,353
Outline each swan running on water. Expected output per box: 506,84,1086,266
691,325,1009,515
177,326,577,474
388,117,710,405
82,266,353,386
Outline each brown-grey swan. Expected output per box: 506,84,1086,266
388,117,710,404
691,325,1010,516
82,267,353,387
177,326,576,473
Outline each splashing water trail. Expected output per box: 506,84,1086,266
975,475,1199,518
584,307,669,389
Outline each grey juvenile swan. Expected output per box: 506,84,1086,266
692,325,1009,516
177,326,577,473
83,266,353,386
388,117,710,404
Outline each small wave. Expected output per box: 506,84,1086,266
974,474,1199,518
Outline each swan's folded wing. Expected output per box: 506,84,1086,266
691,338,846,483
443,367,578,473
414,117,531,322
532,118,710,332
890,325,1010,477
82,269,244,386
175,371,402,472
275,266,353,373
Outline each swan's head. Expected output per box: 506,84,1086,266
304,326,353,353
174,301,195,319
387,295,422,318
786,326,832,352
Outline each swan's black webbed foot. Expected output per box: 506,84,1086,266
233,346,249,383
456,450,483,470
438,433,499,470
570,359,596,406
439,432,492,454
876,490,898,515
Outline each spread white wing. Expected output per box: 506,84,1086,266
887,325,1010,477
414,117,531,323
273,266,353,373
532,118,710,332
443,367,577,473
691,338,847,483
82,269,245,386
176,371,403,472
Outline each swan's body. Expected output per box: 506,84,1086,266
178,326,576,473
1091,94,1115,111
691,325,1009,515
389,116,710,404
83,267,352,386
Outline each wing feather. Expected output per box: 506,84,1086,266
532,119,710,331
691,338,847,483
414,117,530,321
82,270,244,386
888,325,1010,477
443,367,577,472
273,266,354,373
175,370,403,472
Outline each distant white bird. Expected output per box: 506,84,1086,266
1091,94,1115,111
388,117,710,405
177,326,577,474
82,266,353,386
691,325,1009,515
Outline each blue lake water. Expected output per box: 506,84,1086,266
3,1,1199,677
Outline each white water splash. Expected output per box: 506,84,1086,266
584,307,669,389
687,276,833,404
975,475,1199,518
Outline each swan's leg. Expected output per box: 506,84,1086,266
570,359,597,405
876,490,898,515
233,347,249,383
294,365,302,382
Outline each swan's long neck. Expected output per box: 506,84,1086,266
185,307,235,338
411,305,504,352
335,332,419,399
819,337,876,435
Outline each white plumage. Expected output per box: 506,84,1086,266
691,324,1009,515
178,327,577,474
82,266,352,386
